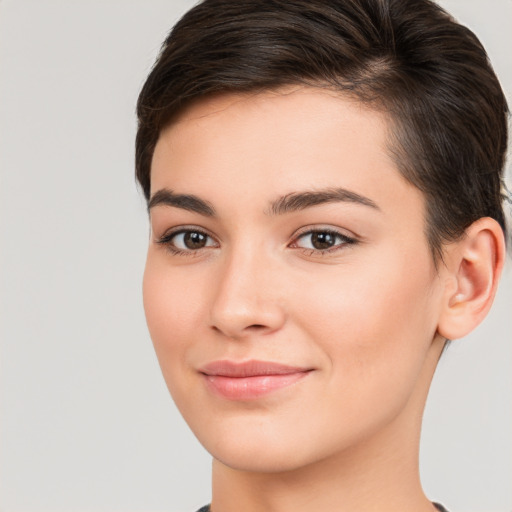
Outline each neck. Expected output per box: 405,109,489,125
210,337,445,512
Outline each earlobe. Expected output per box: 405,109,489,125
437,217,505,341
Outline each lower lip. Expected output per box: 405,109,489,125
203,372,311,400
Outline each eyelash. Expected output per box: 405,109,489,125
155,227,357,257
156,227,216,257
291,229,357,255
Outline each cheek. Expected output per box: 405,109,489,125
142,255,205,371
294,250,439,406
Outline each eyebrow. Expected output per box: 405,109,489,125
268,187,380,215
148,188,216,216
148,186,380,217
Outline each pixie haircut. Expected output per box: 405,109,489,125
136,0,509,260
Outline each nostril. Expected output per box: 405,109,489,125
209,299,286,338
246,324,267,331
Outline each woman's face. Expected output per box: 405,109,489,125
144,88,447,472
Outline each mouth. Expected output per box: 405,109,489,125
199,360,314,400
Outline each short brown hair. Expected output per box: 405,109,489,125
136,0,509,260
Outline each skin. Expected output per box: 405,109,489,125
143,87,504,512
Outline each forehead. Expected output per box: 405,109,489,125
151,87,424,222
161,86,384,142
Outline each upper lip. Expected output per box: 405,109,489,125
199,360,312,377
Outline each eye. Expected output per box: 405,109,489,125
157,228,218,254
291,229,356,253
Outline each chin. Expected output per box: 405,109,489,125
211,443,314,474
187,417,306,473
193,417,349,475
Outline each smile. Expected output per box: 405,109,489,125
199,360,313,400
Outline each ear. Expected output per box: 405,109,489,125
437,217,506,341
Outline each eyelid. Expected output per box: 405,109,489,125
153,224,357,257
289,225,358,252
155,224,216,242
154,225,220,255
291,224,357,241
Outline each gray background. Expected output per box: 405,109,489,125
0,1,510,511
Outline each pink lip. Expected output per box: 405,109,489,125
199,360,313,400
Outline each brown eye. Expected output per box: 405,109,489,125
159,229,217,252
292,229,356,253
310,232,336,250
183,231,208,249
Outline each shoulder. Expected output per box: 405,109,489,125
195,505,448,512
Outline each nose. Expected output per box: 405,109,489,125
209,247,286,339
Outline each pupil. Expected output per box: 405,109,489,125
184,231,207,249
312,232,335,250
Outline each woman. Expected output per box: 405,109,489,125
135,1,508,510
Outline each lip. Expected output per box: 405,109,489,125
199,360,313,400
